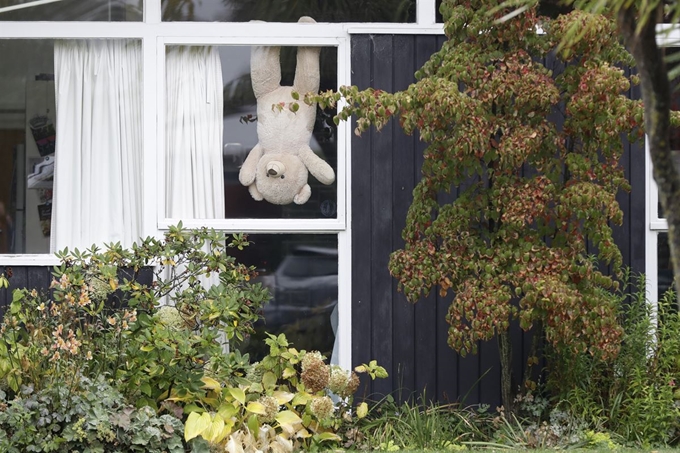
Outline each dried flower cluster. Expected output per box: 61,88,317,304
300,352,330,393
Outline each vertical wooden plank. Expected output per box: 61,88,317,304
27,266,52,293
350,35,374,395
413,35,439,402
391,34,416,401
479,338,501,407
370,34,395,398
628,73,646,276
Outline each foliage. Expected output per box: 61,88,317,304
0,225,268,409
549,275,680,446
0,376,189,453
182,332,386,452
0,226,388,451
352,394,480,451
315,0,643,407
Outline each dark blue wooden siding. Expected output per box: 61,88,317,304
349,34,646,407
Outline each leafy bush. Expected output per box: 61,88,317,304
0,377,187,453
548,274,680,446
183,333,386,452
0,225,268,409
0,225,386,451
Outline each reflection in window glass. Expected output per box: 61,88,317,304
166,45,338,220
658,233,674,300
0,0,142,21
162,0,414,22
663,48,680,218
230,234,338,361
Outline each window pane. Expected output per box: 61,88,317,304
658,232,674,300
231,234,338,361
0,39,142,254
162,0,415,22
0,39,55,253
0,0,142,21
662,48,680,218
166,45,338,220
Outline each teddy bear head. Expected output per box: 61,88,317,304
252,153,312,205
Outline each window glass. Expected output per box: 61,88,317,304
660,48,680,218
0,39,55,254
658,232,674,300
0,38,142,255
166,45,338,220
0,0,142,21
162,0,415,22
230,234,338,361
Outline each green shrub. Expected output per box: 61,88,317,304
548,273,680,446
0,225,386,451
0,225,268,409
0,377,189,452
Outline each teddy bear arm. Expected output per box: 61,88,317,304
248,183,264,201
293,184,312,205
239,143,264,187
251,46,282,99
299,145,335,185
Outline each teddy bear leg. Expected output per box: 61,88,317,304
251,46,282,99
293,184,312,205
293,19,320,95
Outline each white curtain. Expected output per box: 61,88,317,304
165,46,225,219
52,40,143,251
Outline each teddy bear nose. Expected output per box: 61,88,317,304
266,161,286,177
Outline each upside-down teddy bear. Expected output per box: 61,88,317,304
238,17,336,205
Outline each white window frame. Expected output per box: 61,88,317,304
0,0,445,370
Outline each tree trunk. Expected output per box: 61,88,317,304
498,329,514,413
619,6,680,306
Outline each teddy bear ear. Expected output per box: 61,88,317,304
293,184,312,205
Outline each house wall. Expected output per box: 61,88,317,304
349,34,647,407
0,33,648,409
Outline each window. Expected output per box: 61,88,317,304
161,0,416,22
0,0,142,21
647,44,680,305
0,0,445,369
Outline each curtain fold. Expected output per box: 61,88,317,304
165,46,225,219
52,39,143,251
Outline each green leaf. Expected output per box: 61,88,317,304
201,376,222,390
282,367,297,379
246,401,267,415
356,402,368,419
272,390,295,405
315,432,342,442
140,382,152,397
11,290,23,304
228,387,246,405
275,410,302,427
262,371,277,390
247,414,260,438
184,411,211,442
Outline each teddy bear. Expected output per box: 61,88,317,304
238,17,335,205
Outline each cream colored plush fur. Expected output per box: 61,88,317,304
238,17,335,205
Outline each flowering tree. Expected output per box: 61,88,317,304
316,0,644,409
